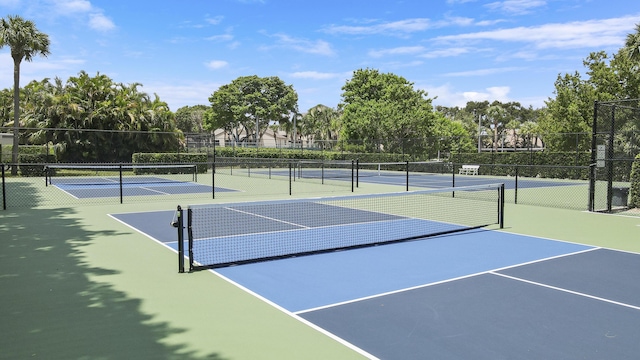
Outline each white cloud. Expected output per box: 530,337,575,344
421,47,471,58
205,16,224,25
53,0,92,14
206,34,234,42
422,83,513,107
264,34,335,56
463,86,511,102
434,15,640,49
323,18,432,35
485,0,547,15
368,45,472,59
88,13,115,32
205,60,228,69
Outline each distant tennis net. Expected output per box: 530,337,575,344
176,183,505,271
46,163,198,186
296,160,451,181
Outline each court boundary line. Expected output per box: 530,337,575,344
491,272,640,311
52,184,80,199
139,186,171,195
224,207,311,229
294,246,599,315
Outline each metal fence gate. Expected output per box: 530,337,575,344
590,99,640,212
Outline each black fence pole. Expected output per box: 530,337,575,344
212,162,215,199
499,183,505,228
452,163,456,188
514,166,519,204
405,160,409,191
187,208,194,272
589,101,598,212
174,206,184,273
606,105,615,212
356,159,359,188
119,163,123,204
351,160,355,192
289,161,292,196
2,165,6,210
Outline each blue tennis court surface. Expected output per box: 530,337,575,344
52,177,235,198
111,205,640,359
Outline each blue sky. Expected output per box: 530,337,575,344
1,0,640,112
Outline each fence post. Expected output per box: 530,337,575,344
405,160,409,191
119,163,123,204
514,166,519,204
589,101,598,212
2,164,6,210
173,206,184,273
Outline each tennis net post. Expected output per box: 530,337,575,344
173,205,185,273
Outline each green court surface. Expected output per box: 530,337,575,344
1,175,639,359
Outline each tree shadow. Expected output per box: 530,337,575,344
0,191,226,358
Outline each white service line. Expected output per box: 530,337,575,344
491,272,640,311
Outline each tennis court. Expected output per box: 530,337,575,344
46,164,236,198
110,185,640,359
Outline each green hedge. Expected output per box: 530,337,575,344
451,152,592,180
132,153,208,173
213,146,410,163
18,154,57,177
2,144,54,163
451,151,591,167
629,155,640,209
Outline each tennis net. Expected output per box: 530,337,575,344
46,163,198,186
296,160,451,181
177,183,504,271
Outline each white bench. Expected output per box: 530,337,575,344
458,165,479,175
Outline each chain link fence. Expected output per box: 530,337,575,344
589,99,640,212
1,125,634,212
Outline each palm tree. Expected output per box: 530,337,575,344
624,23,640,65
0,15,50,174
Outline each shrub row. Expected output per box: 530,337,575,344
17,154,57,176
212,146,410,163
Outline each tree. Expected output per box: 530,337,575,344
539,72,592,152
205,75,298,146
300,104,341,149
624,23,640,65
485,104,509,151
11,72,182,162
175,105,208,133
0,15,50,174
340,68,437,154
